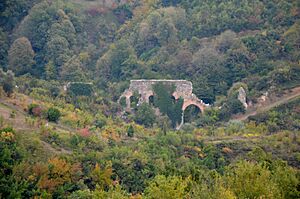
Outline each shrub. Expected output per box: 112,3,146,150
46,107,61,122
79,128,91,137
28,103,38,115
94,118,107,129
127,125,134,137
2,82,14,96
68,83,93,97
119,96,127,108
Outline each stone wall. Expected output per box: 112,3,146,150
120,79,209,112
128,80,193,98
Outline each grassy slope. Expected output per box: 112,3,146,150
1,89,299,167
0,96,73,161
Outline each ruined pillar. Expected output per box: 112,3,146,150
126,96,131,111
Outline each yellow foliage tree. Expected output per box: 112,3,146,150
91,163,113,190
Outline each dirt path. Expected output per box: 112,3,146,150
233,86,300,121
203,135,264,144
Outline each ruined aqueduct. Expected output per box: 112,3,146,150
120,80,209,113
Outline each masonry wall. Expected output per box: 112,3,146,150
128,80,193,98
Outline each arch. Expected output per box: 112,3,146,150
171,95,176,104
130,94,141,108
118,90,133,111
182,99,205,113
183,104,202,123
149,95,155,106
119,80,210,129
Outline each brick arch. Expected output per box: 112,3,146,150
182,99,205,113
119,80,210,129
118,90,133,111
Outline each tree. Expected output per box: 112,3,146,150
169,97,183,128
45,9,76,73
157,18,178,46
90,163,112,190
215,30,238,53
225,161,281,199
36,157,82,194
67,82,93,97
93,184,129,199
127,125,134,137
191,46,228,103
283,21,300,61
144,175,189,199
8,37,35,76
134,103,156,127
46,107,61,122
152,83,183,128
48,10,76,46
153,82,175,115
46,36,71,69
45,61,57,80
0,28,8,67
0,127,24,198
60,56,85,82
97,40,136,84
0,69,15,96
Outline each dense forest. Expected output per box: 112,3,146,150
0,0,300,198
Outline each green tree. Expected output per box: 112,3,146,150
48,9,76,46
152,83,183,128
153,83,175,115
0,69,15,96
90,163,112,190
46,107,61,122
67,83,93,97
134,103,156,127
127,125,134,137
272,163,300,199
0,28,8,67
0,128,25,198
283,21,300,60
97,40,136,84
144,175,189,199
8,37,35,76
93,185,129,199
46,36,71,69
225,161,281,199
192,46,227,103
45,61,57,80
60,56,85,82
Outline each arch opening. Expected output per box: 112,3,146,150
149,95,155,106
130,92,141,109
183,104,202,123
171,95,176,104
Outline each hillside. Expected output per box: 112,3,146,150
233,86,300,120
0,0,300,198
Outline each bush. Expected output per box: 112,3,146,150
94,118,107,129
28,104,38,115
28,103,43,117
46,107,61,122
68,83,93,97
127,125,134,137
119,96,127,108
2,82,14,96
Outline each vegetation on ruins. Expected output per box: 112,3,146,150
0,0,299,198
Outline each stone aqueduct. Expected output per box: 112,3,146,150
119,80,209,113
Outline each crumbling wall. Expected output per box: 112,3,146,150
120,79,209,112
